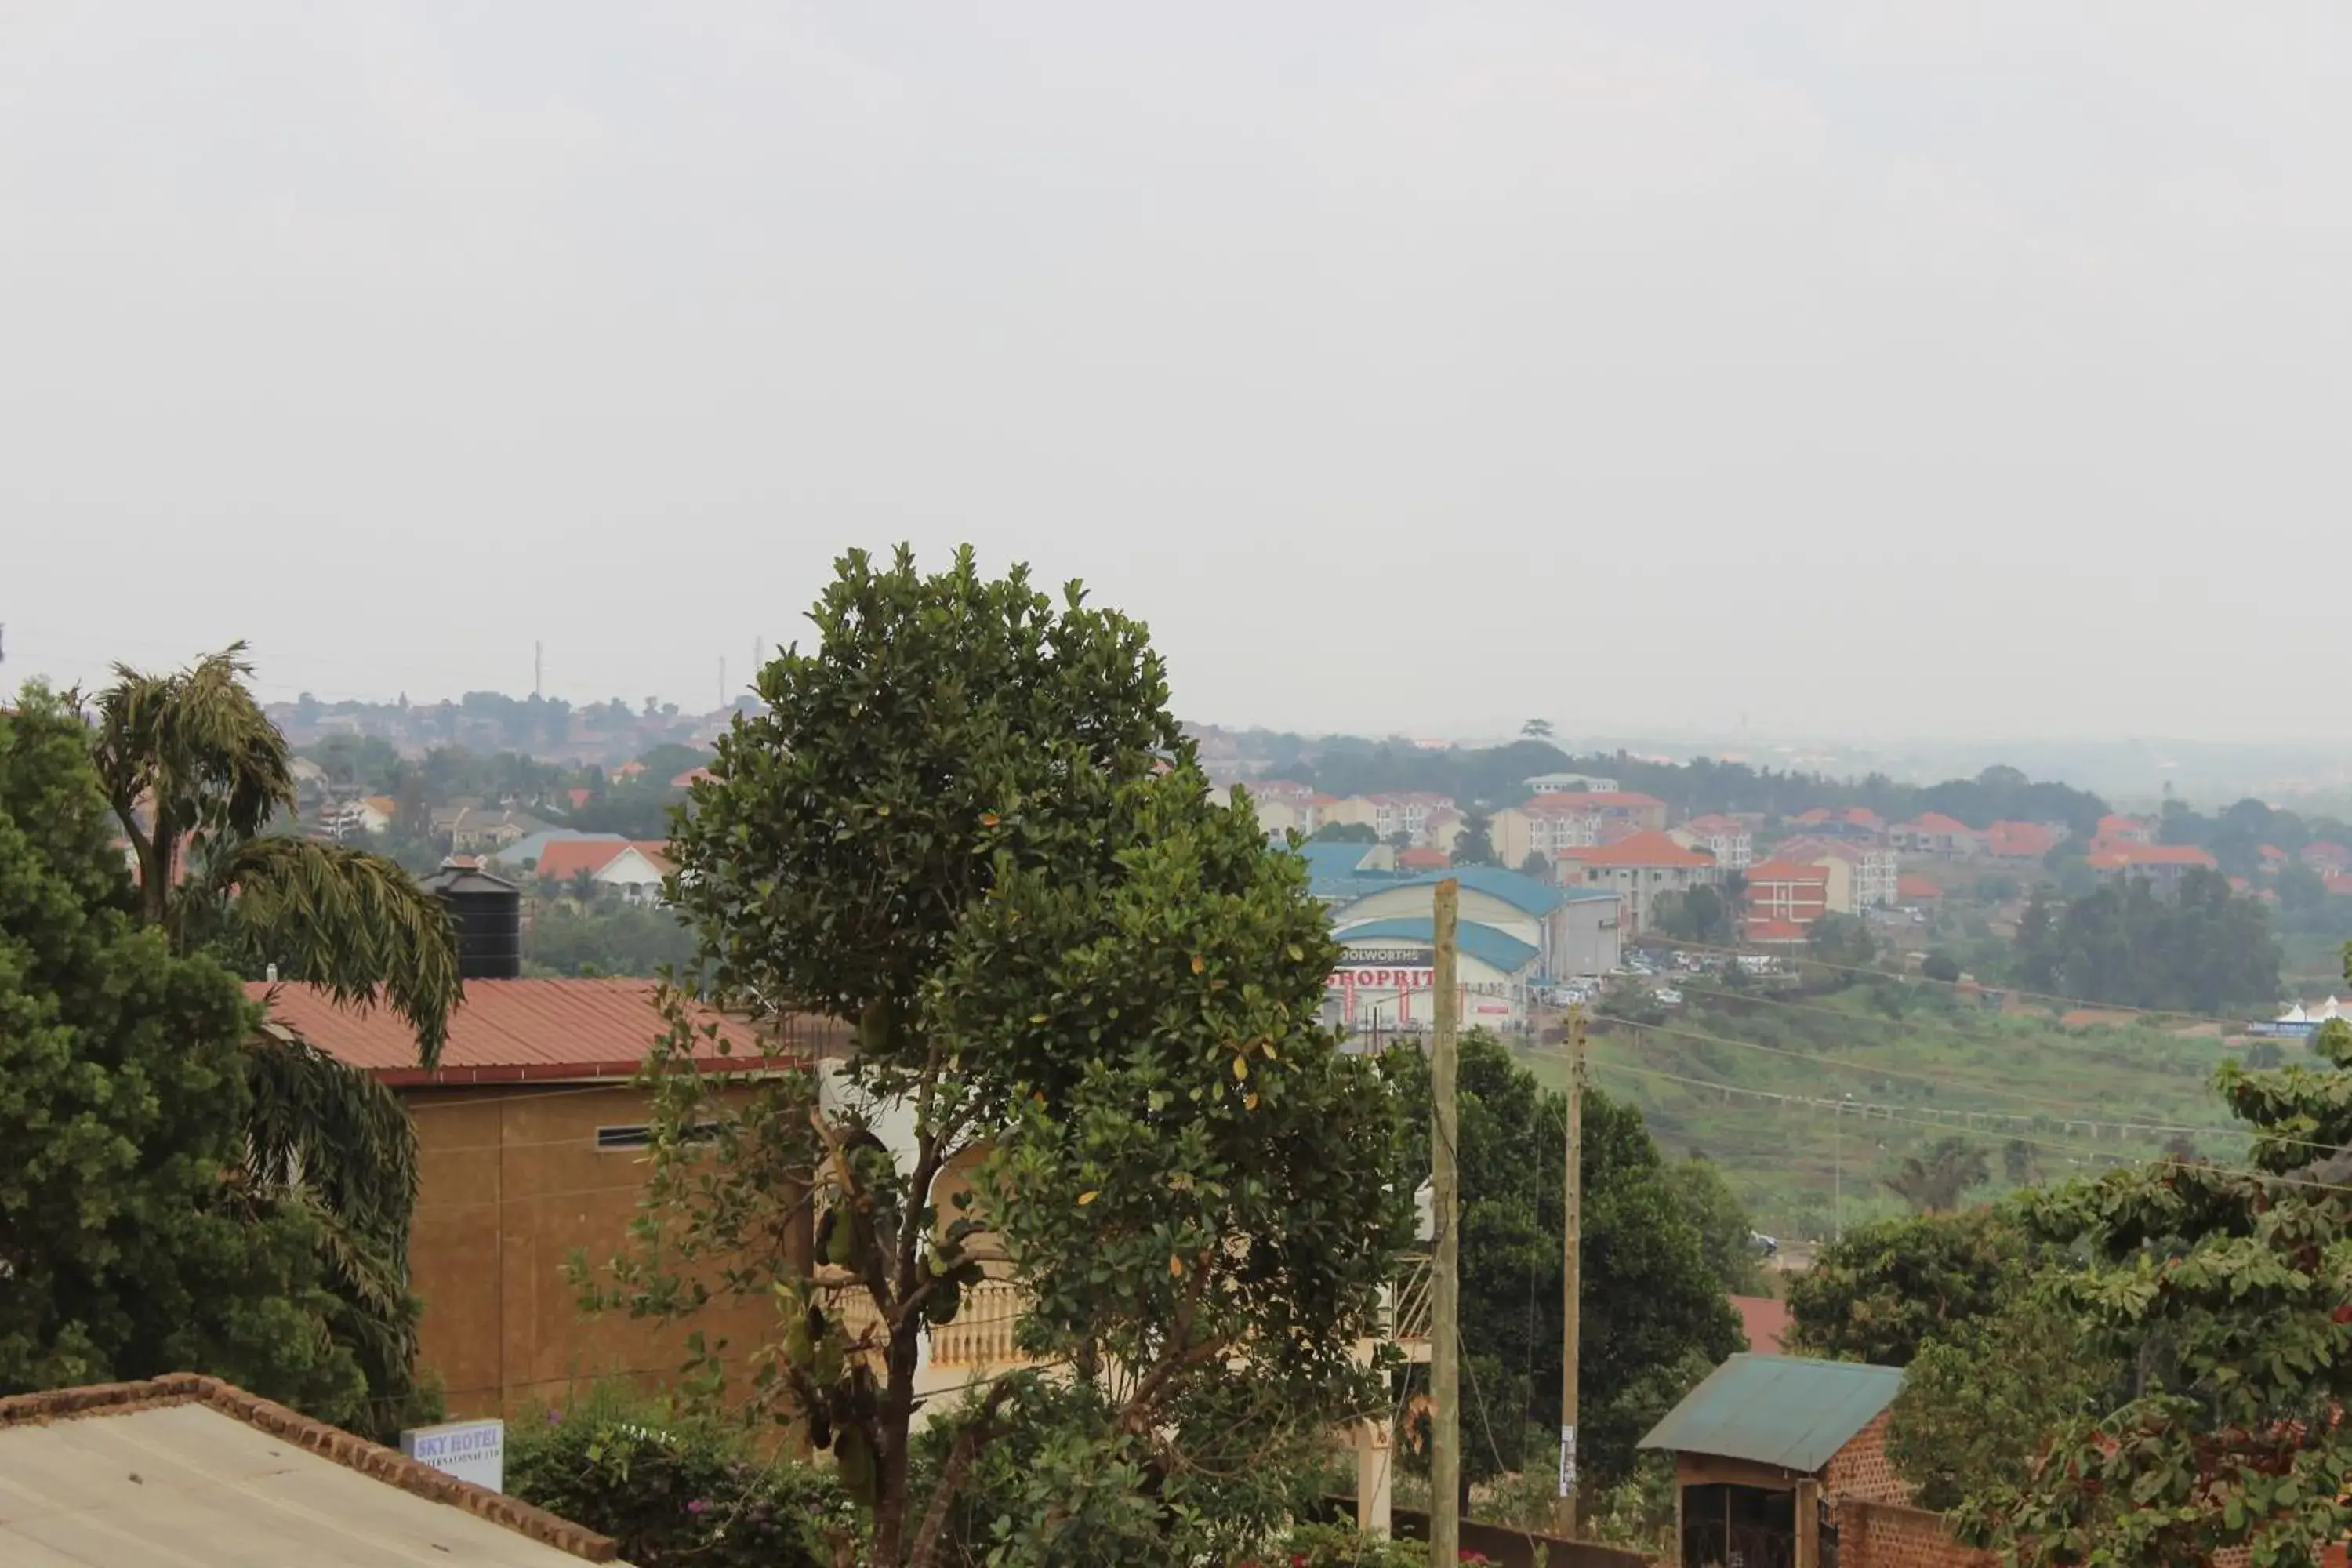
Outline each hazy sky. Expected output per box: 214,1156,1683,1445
4,4,2347,742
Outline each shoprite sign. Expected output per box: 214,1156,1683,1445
1330,964,1435,991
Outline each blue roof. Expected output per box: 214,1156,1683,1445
1639,1354,1904,1473
1336,917,1541,976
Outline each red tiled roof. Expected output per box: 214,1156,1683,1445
670,767,714,789
1896,874,1944,900
2087,843,2216,869
1907,811,1973,835
2259,844,2287,861
613,760,647,777
565,787,592,810
630,840,676,873
246,978,808,1084
1745,858,1831,884
1397,847,1452,869
1682,814,1745,835
1518,791,1664,815
1556,830,1715,868
1730,1294,1791,1354
2305,840,2352,866
1741,917,1812,944
534,839,633,880
1984,821,2058,858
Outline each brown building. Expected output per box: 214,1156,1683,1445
252,978,846,1420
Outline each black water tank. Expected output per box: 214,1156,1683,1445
419,863,523,980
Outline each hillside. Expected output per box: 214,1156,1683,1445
1510,980,2256,1241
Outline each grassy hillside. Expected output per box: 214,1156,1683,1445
1511,980,2259,1242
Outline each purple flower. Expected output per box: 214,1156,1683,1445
686,1499,709,1515
545,1407,563,1425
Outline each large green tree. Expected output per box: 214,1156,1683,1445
82,645,459,1432
0,688,362,1417
1784,1207,2027,1367
1388,1033,1745,1490
1954,1012,2352,1564
597,547,1409,1566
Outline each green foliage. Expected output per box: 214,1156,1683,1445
1920,949,1963,984
0,688,365,1421
2015,869,2280,1014
1784,1208,2028,1367
1389,1033,1745,1489
506,1382,853,1567
1882,1138,1991,1214
604,546,1406,1566
1660,1157,1771,1296
1312,822,1378,844
1453,808,1497,867
1653,884,1733,945
1887,1288,2125,1512
524,901,699,977
1806,912,1877,969
1250,1521,1426,1567
1951,993,2352,1563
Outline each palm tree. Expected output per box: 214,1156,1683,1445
1884,1138,1992,1214
85,644,460,1432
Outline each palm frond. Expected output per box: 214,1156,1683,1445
222,837,462,1066
87,644,296,927
245,1028,424,1418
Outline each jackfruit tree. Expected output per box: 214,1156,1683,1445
591,546,1410,1567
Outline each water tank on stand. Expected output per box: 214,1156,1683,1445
419,862,523,980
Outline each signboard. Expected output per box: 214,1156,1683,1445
2249,1021,2319,1039
1338,947,1431,967
401,1418,505,1493
1558,1423,1577,1497
1329,966,1435,992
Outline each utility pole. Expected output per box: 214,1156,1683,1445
1429,879,1461,1568
1553,1004,1586,1537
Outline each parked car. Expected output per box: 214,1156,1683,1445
1652,987,1684,1007
1748,1230,1780,1258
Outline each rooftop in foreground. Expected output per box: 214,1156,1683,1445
0,1374,619,1566
1639,1352,1903,1474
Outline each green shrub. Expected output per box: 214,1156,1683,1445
1248,1522,1439,1566
505,1382,855,1566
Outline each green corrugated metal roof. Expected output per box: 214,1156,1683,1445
1637,1354,1904,1474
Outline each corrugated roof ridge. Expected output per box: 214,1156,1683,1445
0,1374,619,1562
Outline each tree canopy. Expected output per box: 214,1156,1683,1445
2014,869,2280,1014
597,546,1410,1566
1784,1207,2027,1368
0,688,364,1417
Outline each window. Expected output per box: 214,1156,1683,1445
596,1122,719,1151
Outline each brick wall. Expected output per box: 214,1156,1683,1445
1822,1412,1913,1508
1834,1501,1993,1568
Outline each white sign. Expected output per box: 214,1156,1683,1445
401,1418,505,1493
1558,1423,1576,1497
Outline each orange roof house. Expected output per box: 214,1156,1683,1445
1896,873,1944,902
1557,829,1715,869
1984,821,2059,859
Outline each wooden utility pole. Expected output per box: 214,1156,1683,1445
1428,879,1461,1568
1552,1005,1587,1537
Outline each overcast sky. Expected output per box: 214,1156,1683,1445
4,4,2347,742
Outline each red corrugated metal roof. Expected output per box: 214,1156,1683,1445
245,978,811,1084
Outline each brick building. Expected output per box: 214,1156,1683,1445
253,978,848,1419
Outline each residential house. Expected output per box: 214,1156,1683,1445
1982,820,2060,861
1744,858,1838,934
1889,811,1980,858
1396,846,1451,871
1776,835,1896,909
0,1374,621,1564
533,837,673,903
1322,791,1458,848
249,977,848,1419
670,766,715,789
1555,830,1718,935
1493,791,1668,866
1895,873,1944,908
2085,840,2219,894
1231,779,1327,838
1523,771,1621,794
2304,841,2352,875
320,794,397,838
432,804,557,855
2097,813,2160,845
488,829,626,873
1788,806,1885,840
1640,1353,1934,1568
1674,813,1754,871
